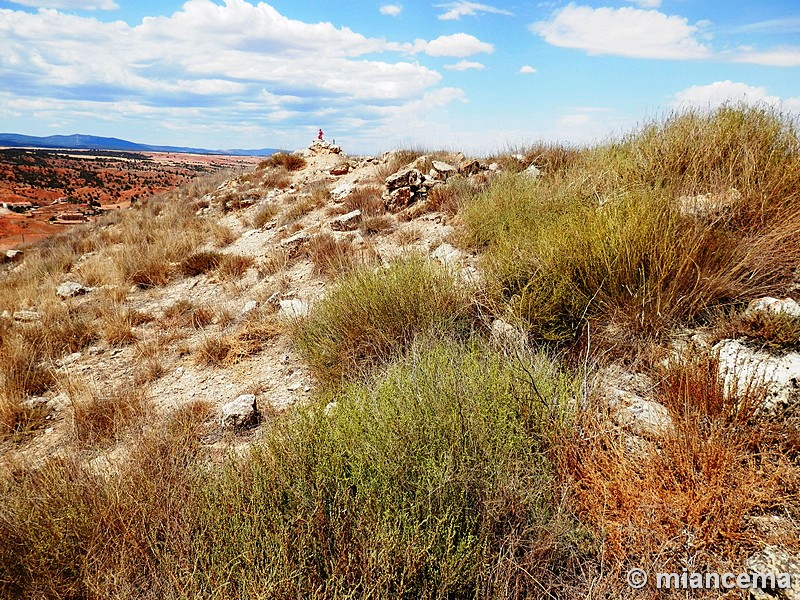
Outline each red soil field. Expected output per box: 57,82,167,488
0,148,262,251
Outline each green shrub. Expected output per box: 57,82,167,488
463,106,800,353
293,257,475,382
191,341,579,598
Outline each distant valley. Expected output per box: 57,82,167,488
0,145,269,249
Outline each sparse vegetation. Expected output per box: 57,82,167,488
293,257,476,382
1,105,800,599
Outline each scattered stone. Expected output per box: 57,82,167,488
385,167,423,191
595,365,673,439
56,281,92,298
612,398,673,438
331,181,355,200
329,209,362,231
12,309,41,322
57,352,82,367
220,394,260,430
523,164,541,178
714,339,800,413
458,158,482,176
240,300,258,317
324,401,338,416
280,231,310,255
747,546,800,599
278,299,310,319
746,297,800,319
430,243,462,268
431,160,457,179
4,249,22,263
329,162,350,176
490,319,528,353
385,186,415,212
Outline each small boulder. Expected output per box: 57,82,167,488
329,209,362,232
331,181,355,200
385,167,423,191
714,339,800,413
278,299,310,319
280,231,310,256
523,164,541,179
56,281,91,299
329,162,350,176
431,160,457,179
221,394,260,430
4,249,22,263
747,546,800,599
490,319,528,352
612,399,673,438
458,158,482,176
430,243,463,268
12,309,41,322
746,297,800,319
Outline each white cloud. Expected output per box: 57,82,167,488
519,65,537,74
624,0,661,8
420,33,494,57
0,2,484,151
437,1,512,20
734,48,800,67
379,4,402,17
7,0,118,9
531,4,710,59
444,60,485,71
671,81,800,112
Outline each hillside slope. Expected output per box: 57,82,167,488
2,108,800,599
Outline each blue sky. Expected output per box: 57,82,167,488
0,0,798,154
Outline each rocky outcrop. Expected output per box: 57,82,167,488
746,296,800,319
747,546,800,599
595,365,673,439
305,140,342,157
714,338,800,414
220,394,260,430
329,209,362,232
56,281,93,299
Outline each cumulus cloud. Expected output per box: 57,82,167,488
444,60,485,71
379,4,402,17
418,33,494,57
7,0,118,9
519,65,537,73
531,4,710,59
671,80,800,112
437,1,512,20
624,0,661,8
0,1,487,150
734,48,800,67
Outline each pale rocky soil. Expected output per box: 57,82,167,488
0,142,480,469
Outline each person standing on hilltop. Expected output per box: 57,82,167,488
318,128,324,141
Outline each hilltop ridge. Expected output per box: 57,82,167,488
2,107,800,599
0,132,283,157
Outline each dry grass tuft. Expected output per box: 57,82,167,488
305,233,362,278
260,152,307,172
343,185,385,217
195,310,282,366
563,353,796,582
180,251,222,277
359,214,396,236
257,248,291,277
249,201,279,228
215,253,254,280
68,380,151,446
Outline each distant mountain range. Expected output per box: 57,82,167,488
0,133,282,157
